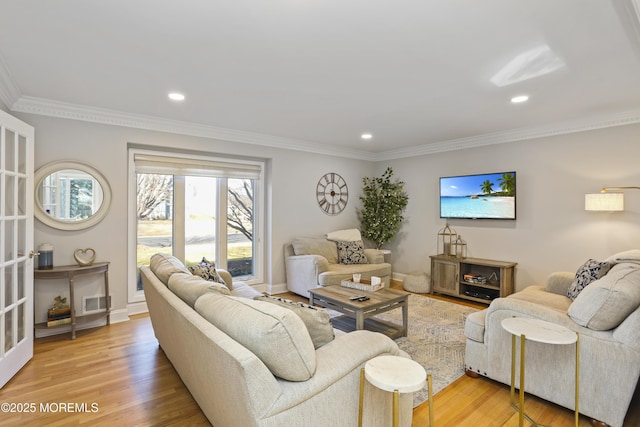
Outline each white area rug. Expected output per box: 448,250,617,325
331,293,478,407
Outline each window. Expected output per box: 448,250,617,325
128,148,264,304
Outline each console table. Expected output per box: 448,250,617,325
34,262,110,339
430,255,516,304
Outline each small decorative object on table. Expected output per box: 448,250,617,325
453,235,467,259
74,248,96,266
37,243,54,269
437,222,457,256
47,295,71,327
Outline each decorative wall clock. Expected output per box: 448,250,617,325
316,172,348,215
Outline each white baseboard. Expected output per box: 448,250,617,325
127,301,149,316
393,272,407,282
268,282,288,295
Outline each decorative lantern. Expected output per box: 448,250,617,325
453,235,467,259
437,223,457,256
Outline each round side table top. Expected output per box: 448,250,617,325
501,317,577,345
364,355,427,393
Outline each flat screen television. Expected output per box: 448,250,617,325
440,171,516,220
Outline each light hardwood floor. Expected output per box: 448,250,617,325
0,285,637,427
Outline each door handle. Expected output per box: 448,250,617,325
29,250,40,259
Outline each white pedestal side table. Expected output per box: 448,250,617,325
358,355,433,427
501,317,580,427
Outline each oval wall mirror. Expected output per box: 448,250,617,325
34,161,112,231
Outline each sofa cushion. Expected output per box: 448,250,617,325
292,237,338,264
568,263,640,330
195,293,317,381
337,240,368,265
566,259,611,300
606,249,640,265
168,272,230,307
150,253,191,285
254,295,334,348
188,257,223,283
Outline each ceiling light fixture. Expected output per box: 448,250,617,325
511,95,529,104
168,92,185,101
361,133,373,140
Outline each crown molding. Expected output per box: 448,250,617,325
8,95,640,162
0,53,21,110
11,96,378,161
376,109,640,161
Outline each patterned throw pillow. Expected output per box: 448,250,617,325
188,257,223,283
567,259,611,300
336,240,368,265
254,295,335,348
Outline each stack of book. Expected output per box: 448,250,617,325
47,307,71,327
463,274,487,284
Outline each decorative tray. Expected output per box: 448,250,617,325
340,279,383,292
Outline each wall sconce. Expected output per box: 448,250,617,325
585,187,640,211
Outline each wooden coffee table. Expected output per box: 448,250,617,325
308,285,409,339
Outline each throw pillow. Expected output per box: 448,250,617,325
568,263,640,330
292,237,339,264
195,293,317,381
188,257,223,283
337,240,368,265
168,272,230,307
149,253,191,285
566,259,611,301
254,295,334,348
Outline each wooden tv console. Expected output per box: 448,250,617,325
429,255,516,304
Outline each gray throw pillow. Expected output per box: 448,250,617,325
254,295,335,348
568,263,640,330
566,259,611,301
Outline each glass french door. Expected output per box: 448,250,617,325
0,110,34,389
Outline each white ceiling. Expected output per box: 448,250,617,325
1,0,640,160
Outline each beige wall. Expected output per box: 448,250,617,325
379,123,640,290
17,111,640,323
20,113,373,322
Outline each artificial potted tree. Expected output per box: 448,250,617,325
357,167,409,249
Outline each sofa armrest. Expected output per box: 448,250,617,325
272,330,404,410
285,254,329,296
487,296,580,332
545,271,574,295
364,249,385,264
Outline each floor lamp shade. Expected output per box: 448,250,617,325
585,193,624,211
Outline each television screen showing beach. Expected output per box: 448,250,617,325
440,172,516,219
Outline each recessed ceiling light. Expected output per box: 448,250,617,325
361,133,373,140
168,92,185,101
511,95,529,103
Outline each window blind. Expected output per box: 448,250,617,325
134,153,262,180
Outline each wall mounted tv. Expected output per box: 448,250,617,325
440,171,516,220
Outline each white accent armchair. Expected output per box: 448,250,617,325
284,235,391,297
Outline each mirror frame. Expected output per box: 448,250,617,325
34,160,112,231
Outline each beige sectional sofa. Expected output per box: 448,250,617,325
285,234,391,297
464,252,640,427
142,253,413,427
